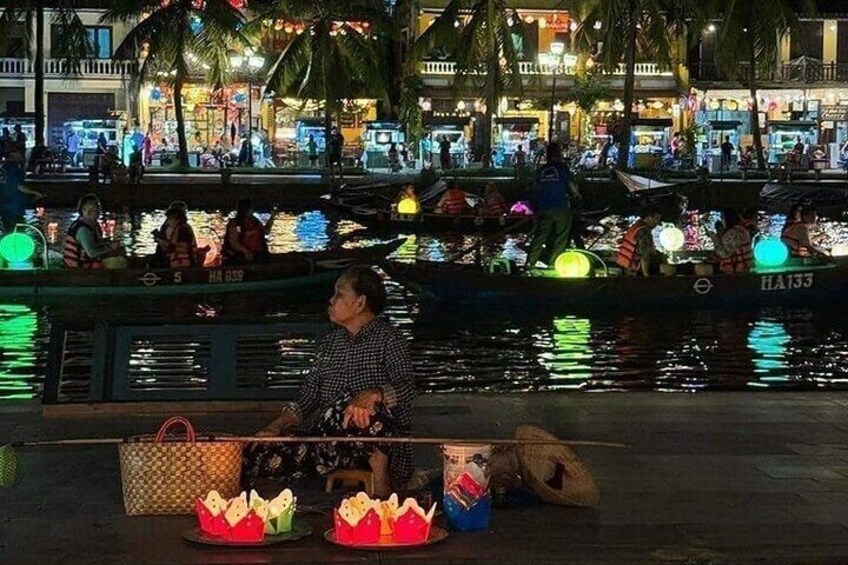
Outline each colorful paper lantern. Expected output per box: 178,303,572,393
754,238,789,268
397,197,419,215
554,251,591,278
659,225,684,252
509,201,533,215
0,233,35,265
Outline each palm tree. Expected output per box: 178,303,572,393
575,0,694,171
0,1,90,146
102,0,248,167
708,0,815,170
248,0,388,154
412,0,528,167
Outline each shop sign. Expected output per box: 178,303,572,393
819,105,848,121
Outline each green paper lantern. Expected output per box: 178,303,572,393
754,238,788,268
0,233,35,264
554,250,591,278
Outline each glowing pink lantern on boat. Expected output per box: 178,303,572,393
196,237,220,267
509,201,533,216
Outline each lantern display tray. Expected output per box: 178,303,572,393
182,522,313,547
323,526,448,550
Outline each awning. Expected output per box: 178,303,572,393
708,120,742,129
423,116,470,127
495,117,540,125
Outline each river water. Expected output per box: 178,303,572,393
2,206,848,400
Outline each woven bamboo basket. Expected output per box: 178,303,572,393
515,425,599,507
118,416,242,516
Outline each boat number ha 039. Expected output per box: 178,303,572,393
760,272,814,292
208,269,244,284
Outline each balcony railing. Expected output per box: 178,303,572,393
0,58,136,79
692,61,848,83
422,60,672,77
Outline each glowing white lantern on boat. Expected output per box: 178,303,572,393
831,243,848,257
659,225,684,252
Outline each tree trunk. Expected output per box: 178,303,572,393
34,1,45,146
615,3,638,171
482,89,496,168
173,74,189,167
749,41,766,170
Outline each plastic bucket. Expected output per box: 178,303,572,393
442,443,492,531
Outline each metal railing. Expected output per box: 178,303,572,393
44,321,327,403
692,61,848,83
421,60,671,76
0,57,136,78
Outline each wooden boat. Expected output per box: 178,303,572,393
0,240,403,298
384,257,848,308
320,193,533,234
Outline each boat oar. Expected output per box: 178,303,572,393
445,216,536,264
0,435,626,487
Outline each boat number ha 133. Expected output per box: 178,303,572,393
760,272,814,292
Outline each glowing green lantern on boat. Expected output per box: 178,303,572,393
554,250,591,278
753,237,788,268
659,225,684,252
0,233,35,269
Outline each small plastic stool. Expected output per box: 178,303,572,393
324,469,375,496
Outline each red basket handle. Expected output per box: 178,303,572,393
154,416,196,443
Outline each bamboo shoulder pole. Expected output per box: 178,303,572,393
12,436,627,449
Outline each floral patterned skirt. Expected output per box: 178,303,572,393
242,394,400,488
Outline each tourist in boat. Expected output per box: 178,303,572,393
479,183,509,216
525,141,580,268
63,194,124,269
615,208,664,276
244,265,414,496
712,209,756,275
153,201,201,268
436,184,470,215
222,198,272,264
781,207,829,259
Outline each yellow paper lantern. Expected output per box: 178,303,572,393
397,197,419,215
554,251,591,278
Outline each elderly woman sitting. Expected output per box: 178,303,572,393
243,266,415,496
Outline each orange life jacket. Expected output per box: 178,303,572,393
616,220,649,272
441,189,469,215
718,225,753,274
168,223,198,268
63,219,104,269
781,221,809,257
223,216,267,257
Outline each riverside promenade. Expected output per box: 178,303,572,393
2,392,848,564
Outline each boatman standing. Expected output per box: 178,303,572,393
525,141,580,268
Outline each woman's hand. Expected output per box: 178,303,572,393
343,389,382,430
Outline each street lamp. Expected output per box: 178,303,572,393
230,49,265,165
538,41,577,141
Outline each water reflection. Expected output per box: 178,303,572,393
539,317,593,386
748,320,791,383
0,304,39,400
5,207,848,400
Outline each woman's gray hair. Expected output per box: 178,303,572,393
340,265,387,315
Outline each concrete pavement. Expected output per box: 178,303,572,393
2,392,848,563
